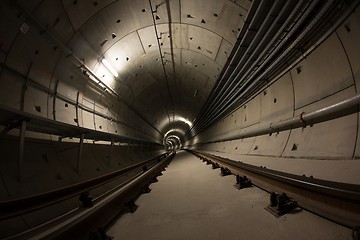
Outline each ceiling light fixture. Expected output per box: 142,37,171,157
102,58,118,77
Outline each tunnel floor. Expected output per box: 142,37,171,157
107,151,351,240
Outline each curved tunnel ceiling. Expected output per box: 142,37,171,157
12,0,251,147
73,0,250,147
0,0,353,148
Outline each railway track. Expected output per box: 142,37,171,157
187,150,360,235
0,152,175,239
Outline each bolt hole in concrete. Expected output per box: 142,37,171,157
33,105,41,112
106,151,351,240
344,23,351,32
100,39,107,46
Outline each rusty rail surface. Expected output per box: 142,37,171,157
188,150,360,228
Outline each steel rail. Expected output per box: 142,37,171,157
0,153,169,220
188,150,360,228
8,152,175,240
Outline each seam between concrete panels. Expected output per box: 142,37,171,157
334,29,359,158
281,70,295,158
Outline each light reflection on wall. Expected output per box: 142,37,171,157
158,115,194,133
166,135,182,149
94,62,116,87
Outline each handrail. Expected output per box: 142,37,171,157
0,104,161,146
0,153,168,220
188,150,360,228
203,92,360,143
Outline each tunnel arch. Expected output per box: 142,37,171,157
0,1,360,238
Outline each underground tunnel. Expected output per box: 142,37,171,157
0,0,360,239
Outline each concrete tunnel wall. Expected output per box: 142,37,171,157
187,7,360,184
0,2,166,198
0,1,360,237
0,0,359,203
0,138,165,236
0,2,166,235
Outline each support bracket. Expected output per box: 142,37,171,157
265,192,298,217
234,175,252,189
